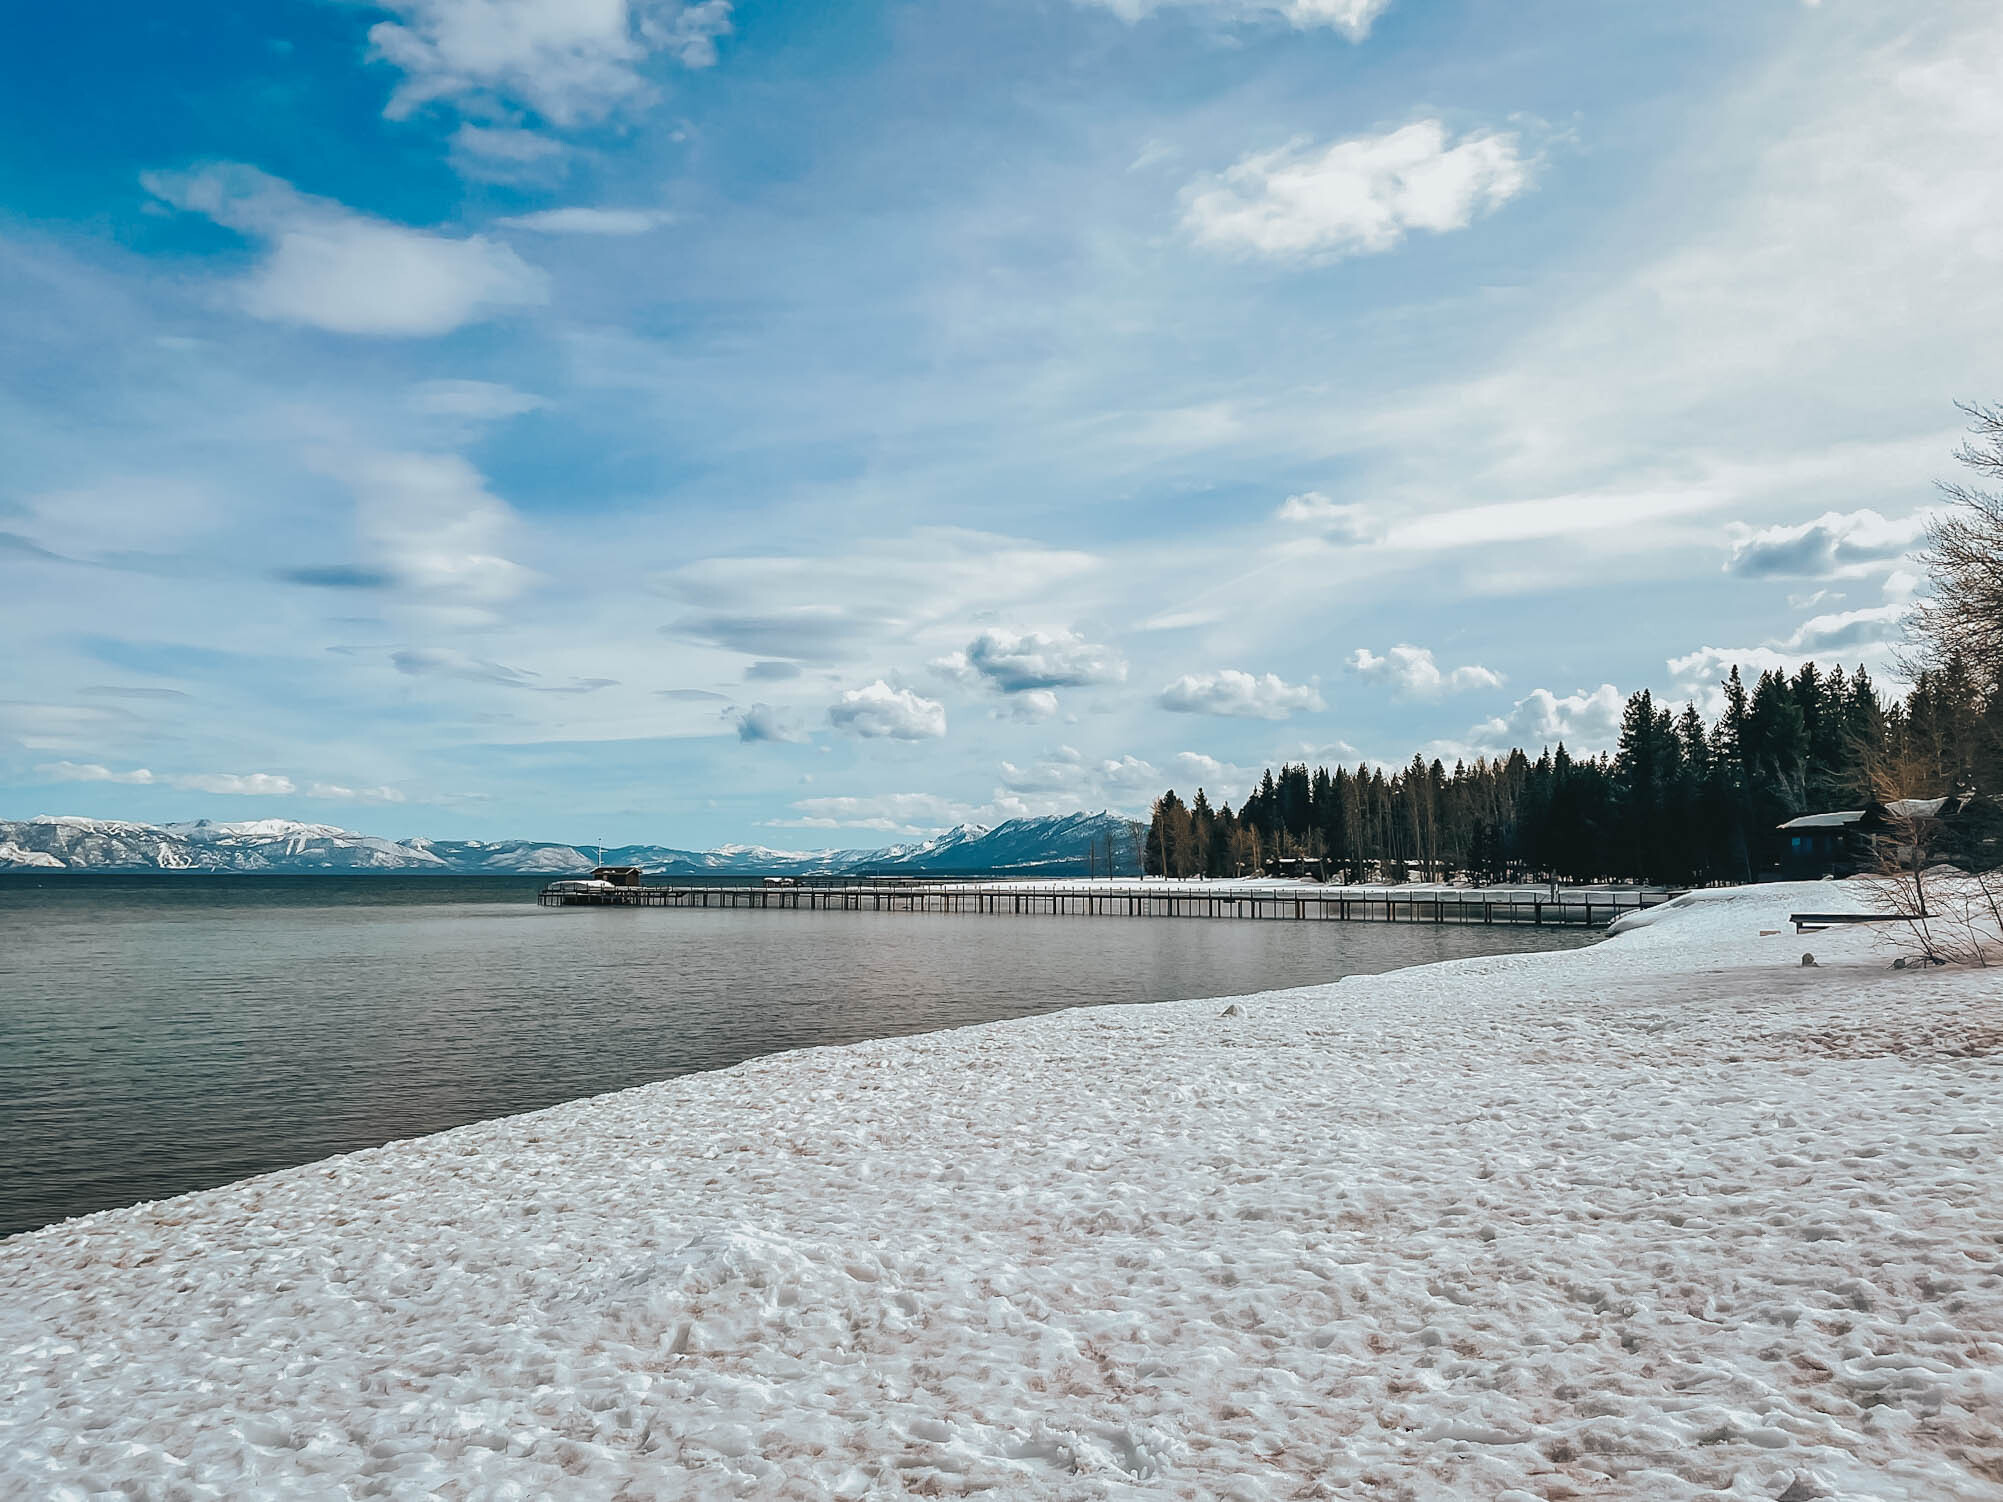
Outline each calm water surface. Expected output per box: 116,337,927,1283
0,875,1597,1237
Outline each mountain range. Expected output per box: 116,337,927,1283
0,812,1146,877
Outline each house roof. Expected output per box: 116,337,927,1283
1880,797,1951,819
1779,810,1864,829
1779,794,1973,832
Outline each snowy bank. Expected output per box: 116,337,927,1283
3,881,2000,1499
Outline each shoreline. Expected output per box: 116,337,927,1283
3,880,1998,1497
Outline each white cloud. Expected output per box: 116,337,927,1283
37,762,407,801
996,746,1104,798
1347,644,1503,698
1882,568,1922,602
497,207,672,235
1666,647,1810,713
1469,685,1624,753
1663,604,1909,714
338,452,531,617
780,793,973,833
35,761,157,786
733,703,807,743
1163,750,1254,801
1138,607,1226,631
1274,491,1376,542
143,164,548,336
992,745,1252,816
1158,669,1322,719
305,783,407,804
828,681,947,740
1283,739,1362,766
176,772,297,796
451,124,563,164
1722,507,1931,578
1780,601,1909,652
1076,0,1390,42
950,627,1127,693
409,380,546,420
1183,121,1529,262
368,0,732,127
1008,690,1061,723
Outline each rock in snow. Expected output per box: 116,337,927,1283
2,880,1999,1498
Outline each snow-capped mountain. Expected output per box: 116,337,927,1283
0,812,1146,876
163,819,449,870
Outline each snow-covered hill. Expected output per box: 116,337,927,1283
0,813,1146,876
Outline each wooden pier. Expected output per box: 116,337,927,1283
538,880,1676,928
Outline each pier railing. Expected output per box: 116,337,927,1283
537,880,1678,928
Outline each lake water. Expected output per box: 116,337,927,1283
0,875,1598,1238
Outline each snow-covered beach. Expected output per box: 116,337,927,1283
4,880,1999,1499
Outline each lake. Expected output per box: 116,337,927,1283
0,875,1598,1238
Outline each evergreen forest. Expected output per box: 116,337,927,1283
1143,660,2003,884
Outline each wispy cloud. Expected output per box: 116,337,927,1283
1274,492,1376,543
143,164,548,336
392,646,614,692
667,606,892,664
37,762,406,802
409,380,547,420
367,0,732,126
1075,0,1391,42
279,565,393,590
496,207,673,235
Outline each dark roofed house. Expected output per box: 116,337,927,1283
591,865,643,887
1263,855,1329,882
1778,808,1867,879
1779,794,1982,879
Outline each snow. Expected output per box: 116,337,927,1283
0,841,62,868
3,880,2000,1499
166,818,360,841
1780,811,1865,830
26,815,162,833
705,843,838,862
1883,798,1954,820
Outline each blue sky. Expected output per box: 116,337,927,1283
1,0,1993,847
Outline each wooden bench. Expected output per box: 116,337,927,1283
1789,912,1916,933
